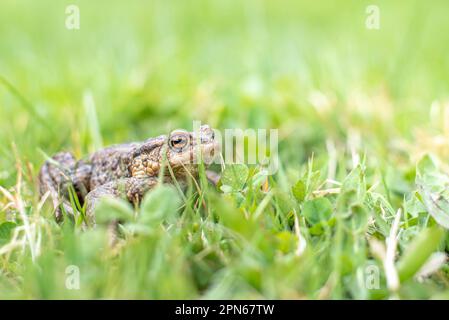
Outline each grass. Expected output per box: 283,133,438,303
1,0,449,299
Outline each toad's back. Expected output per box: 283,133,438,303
88,142,141,190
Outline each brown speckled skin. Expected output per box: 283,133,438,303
38,125,217,224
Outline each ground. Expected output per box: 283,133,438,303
1,0,449,299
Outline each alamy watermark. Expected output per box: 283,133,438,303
364,264,380,290
65,5,80,30
65,265,80,290
365,5,380,30
170,121,279,175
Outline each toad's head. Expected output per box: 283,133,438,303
129,125,219,180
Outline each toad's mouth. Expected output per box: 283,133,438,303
169,140,220,167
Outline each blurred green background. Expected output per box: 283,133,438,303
1,0,449,299
1,1,448,169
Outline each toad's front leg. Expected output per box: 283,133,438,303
84,177,159,225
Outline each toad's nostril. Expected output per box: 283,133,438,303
200,129,214,143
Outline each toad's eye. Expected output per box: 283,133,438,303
169,134,189,151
